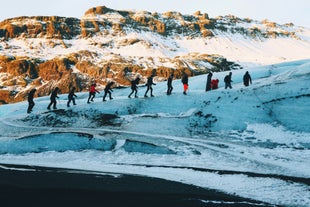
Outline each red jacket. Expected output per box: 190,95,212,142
89,84,99,93
211,79,219,89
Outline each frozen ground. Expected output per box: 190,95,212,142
0,59,310,206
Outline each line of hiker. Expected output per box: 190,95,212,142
27,71,252,113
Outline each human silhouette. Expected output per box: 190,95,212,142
224,72,233,89
205,72,213,91
47,87,60,110
144,75,156,97
67,87,77,107
243,71,252,87
128,76,140,98
167,73,174,95
87,82,100,103
27,88,36,113
102,81,114,101
181,72,189,95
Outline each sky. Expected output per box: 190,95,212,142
0,0,309,28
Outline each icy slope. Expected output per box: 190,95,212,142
0,59,310,206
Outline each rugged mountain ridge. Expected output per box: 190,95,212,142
0,6,309,104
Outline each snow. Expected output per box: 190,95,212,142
1,25,310,70
0,59,310,206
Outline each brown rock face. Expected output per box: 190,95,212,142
0,90,11,104
5,59,38,79
84,6,113,16
38,58,73,81
0,16,81,39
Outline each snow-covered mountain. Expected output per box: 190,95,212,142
1,6,310,104
0,6,310,205
0,59,309,206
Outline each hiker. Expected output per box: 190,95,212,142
47,87,60,110
102,81,115,101
205,72,213,91
67,87,77,107
243,71,252,87
181,72,189,95
128,76,141,98
27,88,36,113
144,74,156,97
224,72,233,89
167,73,174,95
87,82,100,103
211,79,219,90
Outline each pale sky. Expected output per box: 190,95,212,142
0,0,309,28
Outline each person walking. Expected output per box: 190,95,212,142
144,74,156,97
67,87,77,107
27,88,36,113
205,72,213,91
224,72,233,89
167,73,174,95
47,87,60,110
102,81,115,101
243,71,252,87
128,76,140,98
87,82,100,103
181,72,189,95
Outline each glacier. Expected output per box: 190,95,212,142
0,59,309,206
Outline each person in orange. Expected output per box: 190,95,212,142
181,72,189,95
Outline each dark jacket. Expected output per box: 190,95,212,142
181,74,188,84
28,89,36,102
131,77,140,89
68,88,77,99
206,72,213,91
224,73,232,83
243,72,252,86
104,82,114,92
167,75,173,86
50,88,60,100
146,76,155,86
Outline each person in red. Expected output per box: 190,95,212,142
181,72,189,95
211,79,219,90
87,82,100,103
